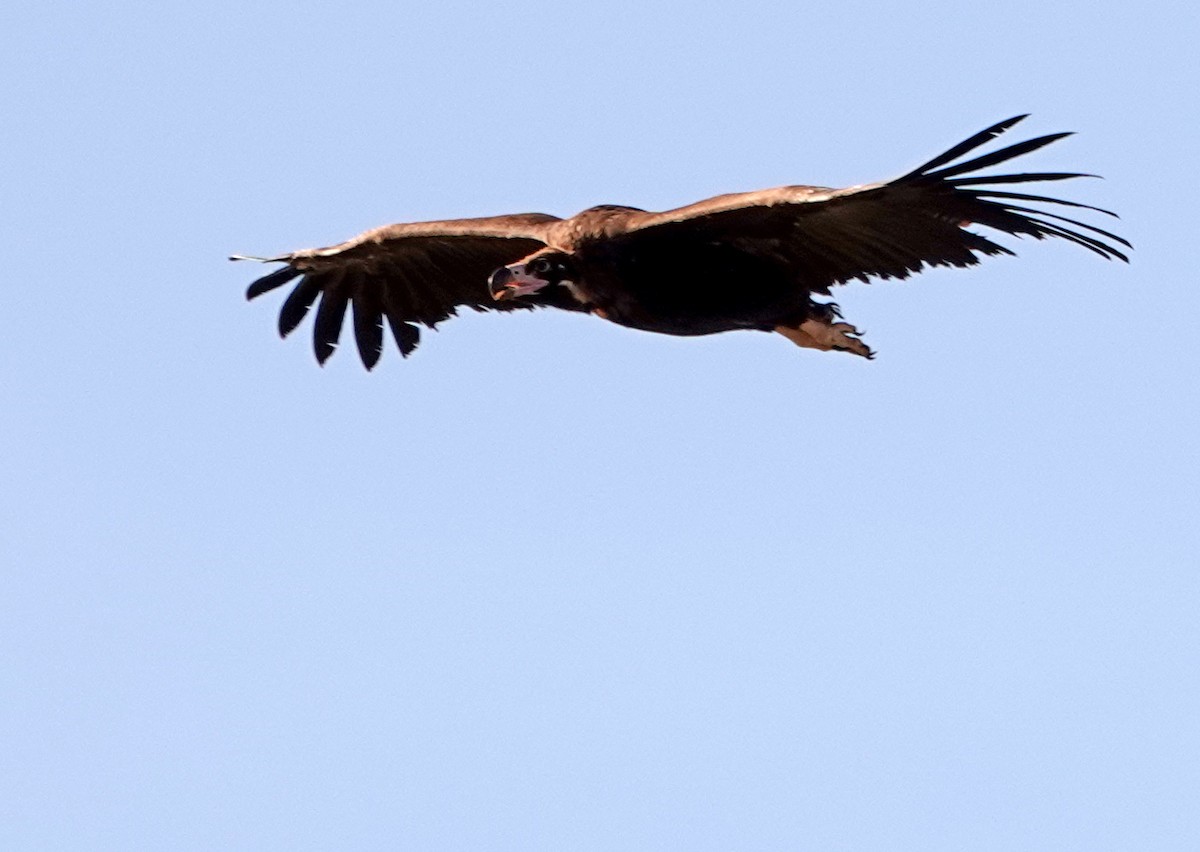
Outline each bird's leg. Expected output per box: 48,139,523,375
775,304,874,359
809,300,843,321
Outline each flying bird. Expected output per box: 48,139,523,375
237,115,1127,367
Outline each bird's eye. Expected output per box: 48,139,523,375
529,258,550,276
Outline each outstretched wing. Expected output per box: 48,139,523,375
239,213,583,369
617,115,1129,294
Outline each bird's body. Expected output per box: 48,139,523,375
238,116,1128,368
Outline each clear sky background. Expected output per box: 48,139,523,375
3,1,1197,849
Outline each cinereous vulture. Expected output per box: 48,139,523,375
237,115,1127,367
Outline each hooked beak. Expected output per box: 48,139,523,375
489,264,551,301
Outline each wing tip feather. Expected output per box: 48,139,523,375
245,264,303,301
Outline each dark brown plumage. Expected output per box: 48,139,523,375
237,116,1128,367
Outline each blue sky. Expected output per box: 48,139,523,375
3,1,1197,849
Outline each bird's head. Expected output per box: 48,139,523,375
489,251,577,301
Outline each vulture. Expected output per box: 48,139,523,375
237,115,1127,367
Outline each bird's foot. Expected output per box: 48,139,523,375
775,317,875,359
